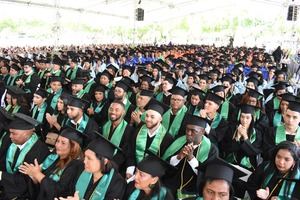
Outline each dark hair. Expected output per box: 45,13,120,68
95,153,113,174
110,100,125,110
198,178,234,200
146,179,165,200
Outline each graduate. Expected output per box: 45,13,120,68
247,141,300,200
126,152,175,200
162,114,219,198
6,63,21,86
5,86,30,115
162,86,188,139
0,113,50,199
19,127,84,200
222,104,263,171
127,98,173,180
64,96,99,147
155,75,175,105
59,134,126,200
46,76,64,110
186,87,205,116
102,100,134,172
196,157,246,200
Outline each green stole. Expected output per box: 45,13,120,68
76,169,115,200
273,111,282,127
134,107,146,123
135,124,167,163
6,75,18,86
0,131,7,148
66,66,78,80
226,129,257,169
38,69,46,79
5,105,20,114
275,124,300,144
32,102,47,123
24,71,34,93
155,92,163,102
41,154,63,182
51,70,61,76
220,94,232,120
103,119,127,154
162,135,211,163
210,112,222,129
162,106,187,138
47,88,62,110
91,101,105,113
196,197,203,200
262,164,300,199
128,187,167,200
124,98,132,114
76,89,86,98
6,133,39,174
83,79,95,94
66,114,89,133
273,97,280,110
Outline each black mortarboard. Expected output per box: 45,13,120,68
71,78,85,85
205,92,224,105
275,70,286,77
139,89,154,97
68,95,88,110
10,63,21,71
52,57,63,66
122,65,134,74
50,76,64,83
185,114,207,128
280,93,296,102
8,113,40,130
94,84,108,93
100,70,113,81
246,88,263,99
287,101,300,113
34,88,49,98
210,85,226,93
6,86,26,97
0,107,14,130
198,74,209,82
140,75,154,84
137,150,176,178
106,64,119,74
115,80,130,91
87,131,122,160
221,75,235,84
273,81,289,91
170,86,187,97
190,87,206,99
164,75,177,85
60,126,83,146
24,60,34,67
246,77,260,87
145,98,169,116
239,104,256,115
204,157,247,184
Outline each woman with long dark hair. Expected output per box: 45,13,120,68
19,127,84,200
5,86,30,115
247,141,300,199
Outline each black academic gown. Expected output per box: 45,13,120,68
0,139,50,200
20,72,40,101
36,159,84,200
0,131,11,171
82,169,126,200
247,162,300,200
207,116,229,148
126,181,175,200
89,100,109,130
221,124,263,170
163,144,219,196
127,124,174,168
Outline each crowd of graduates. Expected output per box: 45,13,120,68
0,44,299,200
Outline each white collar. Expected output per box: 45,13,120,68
71,116,83,125
16,139,29,150
147,124,161,138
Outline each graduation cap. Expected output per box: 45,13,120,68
122,65,134,74
210,85,226,93
198,74,210,82
145,98,169,116
287,101,300,113
190,87,206,99
164,74,177,85
246,88,263,99
94,84,108,93
239,104,256,115
8,113,40,130
221,75,235,84
60,126,83,146
71,78,85,85
185,114,207,128
170,86,187,97
50,76,64,84
115,80,131,91
24,60,34,67
87,131,122,160
10,63,21,71
203,157,247,184
280,93,296,102
246,77,260,87
68,95,89,110
0,107,14,130
139,89,154,97
140,75,154,84
106,64,119,74
275,70,286,77
205,92,224,105
273,81,289,91
137,150,177,178
6,86,26,97
52,57,63,66
99,70,113,81
34,88,50,98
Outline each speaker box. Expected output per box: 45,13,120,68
136,8,144,21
